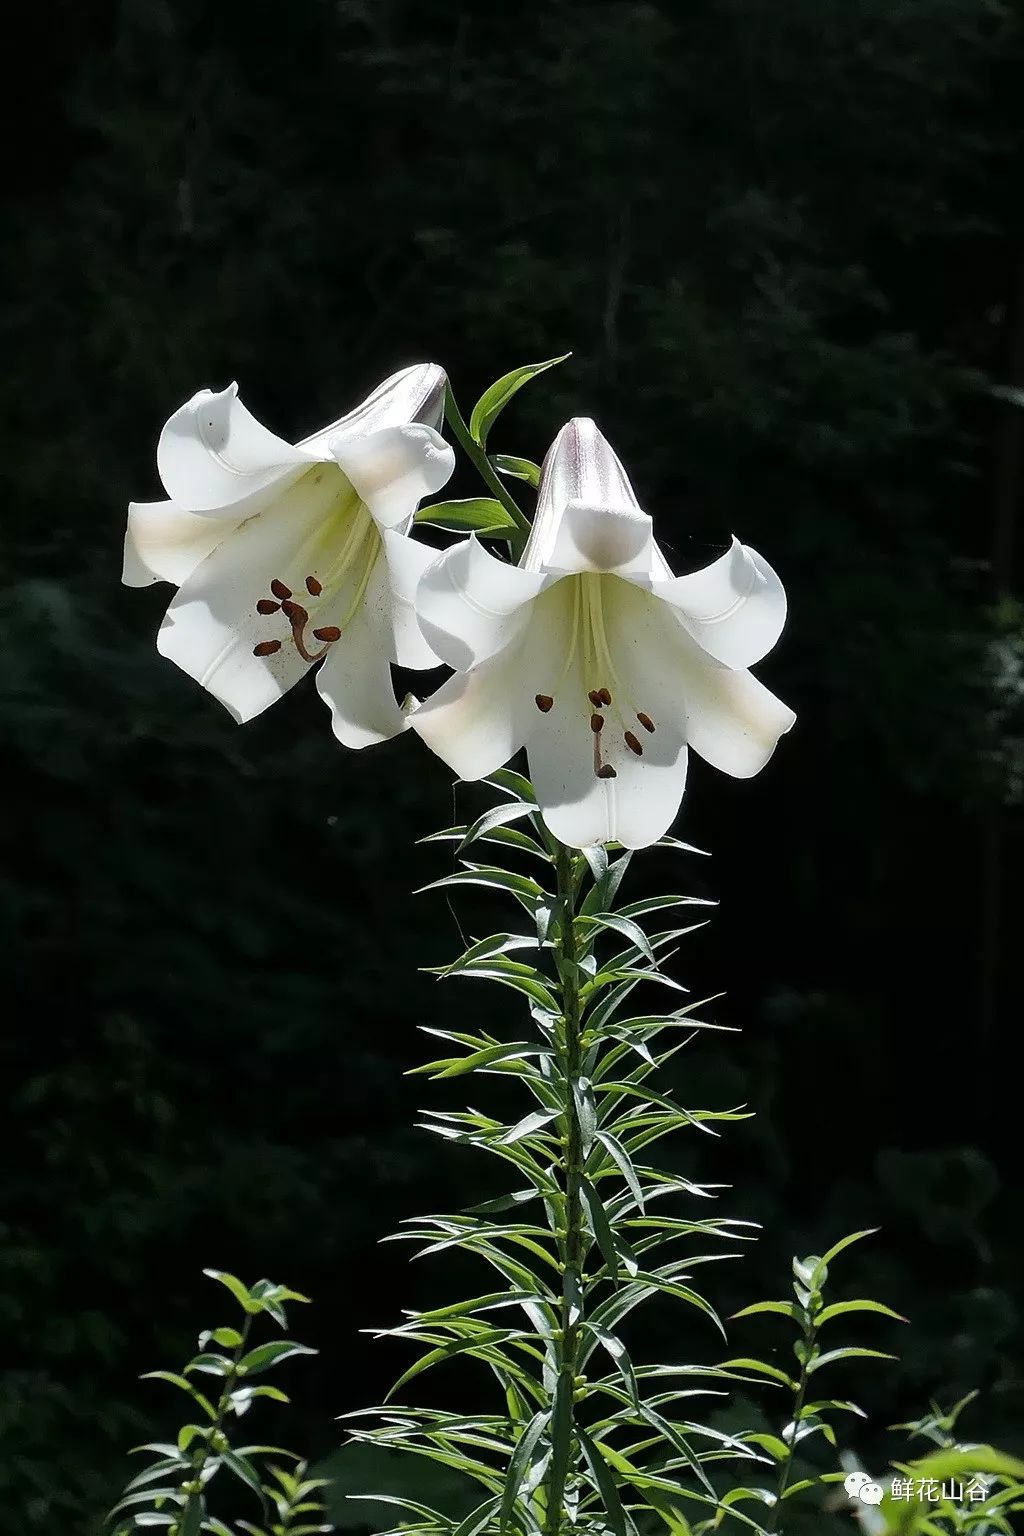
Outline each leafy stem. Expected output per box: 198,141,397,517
545,842,585,1533
178,1314,254,1532
766,1312,816,1532
444,382,532,555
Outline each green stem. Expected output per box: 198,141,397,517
444,383,532,557
178,1314,253,1532
766,1321,816,1533
544,842,586,1535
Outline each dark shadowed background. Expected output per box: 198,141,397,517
2,1,1022,1530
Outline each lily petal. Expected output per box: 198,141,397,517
606,574,794,778
299,363,447,454
157,383,315,512
524,418,651,575
546,497,656,577
380,529,443,670
330,424,455,530
650,538,787,668
411,589,567,779
415,537,551,671
315,560,410,748
683,660,796,777
410,646,537,781
529,725,688,851
156,467,362,723
122,500,243,589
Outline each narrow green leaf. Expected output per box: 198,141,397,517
499,1109,558,1145
206,1326,244,1349
594,1130,645,1211
469,355,570,447
578,1425,635,1536
140,1373,217,1420
499,1409,547,1530
816,1299,907,1326
414,497,518,535
730,1300,800,1321
717,1358,796,1389
545,1372,574,1522
492,453,541,487
484,768,538,803
458,800,539,851
806,1346,896,1373
186,1352,232,1378
414,1041,553,1080
202,1270,259,1313
109,1488,184,1518
818,1229,879,1269
781,1472,854,1498
573,1076,598,1156
583,1175,638,1283
745,1432,790,1460
418,867,546,912
579,912,654,963
222,1449,266,1502
238,1341,317,1374
452,1497,502,1536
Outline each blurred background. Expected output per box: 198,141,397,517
2,0,1022,1529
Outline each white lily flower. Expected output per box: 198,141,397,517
123,364,454,746
411,418,795,849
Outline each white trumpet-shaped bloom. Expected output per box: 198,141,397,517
124,364,455,746
412,419,795,848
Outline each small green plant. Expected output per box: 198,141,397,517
108,1271,331,1536
724,1229,904,1525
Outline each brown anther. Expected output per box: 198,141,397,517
313,625,341,642
270,579,292,600
253,640,282,657
588,689,603,707
596,763,618,779
535,694,554,713
305,575,322,596
636,711,656,733
590,713,605,734
624,731,643,756
256,598,279,615
598,687,612,706
281,599,309,623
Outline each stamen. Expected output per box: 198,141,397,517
588,689,603,707
313,626,341,642
256,599,279,615
624,731,643,756
270,578,292,600
535,694,554,713
305,575,322,596
637,711,656,733
253,640,282,657
591,711,612,780
280,599,308,623
598,687,612,706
